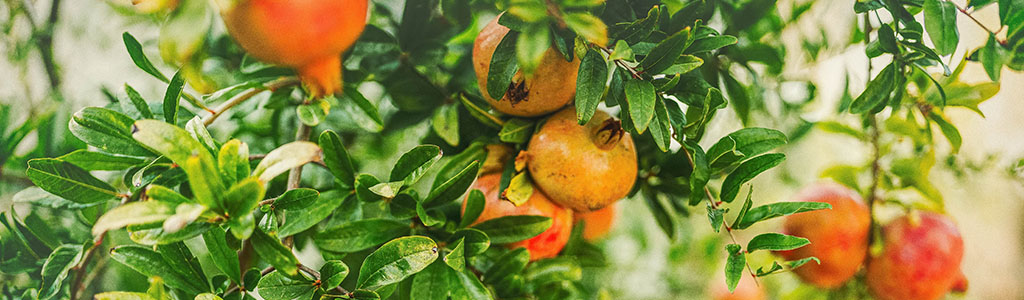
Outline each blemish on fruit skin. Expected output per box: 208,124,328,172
506,79,530,105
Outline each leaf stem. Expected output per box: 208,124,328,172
951,2,1007,45
203,77,301,126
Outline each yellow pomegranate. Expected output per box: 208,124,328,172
220,0,367,97
472,15,581,117
526,107,637,212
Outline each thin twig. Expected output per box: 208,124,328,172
597,46,643,79
951,2,1006,45
70,232,106,300
203,77,301,126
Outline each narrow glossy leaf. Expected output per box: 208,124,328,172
449,228,490,256
498,119,535,144
390,145,442,186
70,107,151,156
251,229,299,276
503,171,533,206
123,32,168,82
625,79,656,133
707,204,725,233
705,128,788,170
979,35,1004,81
124,84,154,119
128,222,211,245
524,257,582,285
878,25,899,54
251,141,321,183
217,139,250,186
444,238,466,272
850,63,896,114
27,158,119,204
755,261,784,277
110,246,207,294
733,202,832,229
357,236,439,290
482,247,530,284
432,104,460,146
722,73,751,125
202,227,241,283
163,71,185,124
355,174,384,202
929,112,962,153
576,48,608,125
687,35,738,53
459,93,503,129
256,271,316,300
314,219,410,253
720,153,786,203
639,27,690,74
459,190,486,228
39,244,84,299
724,244,745,292
341,87,384,132
155,242,208,290
318,130,357,187
370,181,404,199
747,233,810,252
684,141,710,206
649,97,672,152
609,40,634,61
516,23,550,74
661,55,703,75
92,201,176,236
487,31,520,99
471,215,551,244
59,150,145,171
223,177,265,221
924,0,959,55
296,98,330,126
321,260,349,288
145,185,188,204
278,190,347,237
273,188,319,210
433,143,486,189
564,12,608,45
425,161,480,206
615,6,658,44
132,120,224,208
410,261,455,300
787,257,821,270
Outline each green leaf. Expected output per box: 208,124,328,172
27,158,119,204
223,177,265,223
156,242,208,290
615,7,659,44
487,31,520,99
202,227,241,284
648,97,672,152
747,233,810,252
979,35,1005,81
250,229,299,276
498,118,535,144
929,112,962,153
471,215,551,244
58,150,145,171
123,84,154,118
878,25,899,54
279,190,347,237
707,204,725,233
516,23,550,74
132,119,224,209
424,161,480,206
660,55,703,75
94,292,156,300
256,271,316,300
194,294,221,300
850,63,896,114
924,0,959,55
705,128,788,170
449,228,490,256
145,185,188,204
576,49,609,125
357,236,439,290
273,188,319,210
296,98,330,126
356,174,384,202
217,139,250,186
318,130,357,188
314,219,410,253
110,246,207,294
733,202,832,229
724,244,745,292
444,238,466,271
128,222,211,246
609,40,634,61
39,244,84,299
482,247,530,284
92,201,176,236
639,27,690,74
390,145,442,186
459,190,486,228
686,35,738,53
721,73,751,125
432,104,460,146
341,87,384,132
720,153,786,203
503,171,534,207
524,257,582,285
564,12,608,45
625,79,656,133
321,260,350,289
123,32,169,82
251,141,321,183
787,257,821,270
410,261,455,300
162,71,184,124
70,107,152,156
684,141,710,206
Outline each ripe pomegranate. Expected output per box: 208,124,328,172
865,211,964,300
574,204,616,241
472,16,581,117
525,107,637,212
709,273,765,300
462,172,573,261
220,0,367,97
775,183,870,289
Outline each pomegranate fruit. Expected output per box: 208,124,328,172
220,0,367,97
865,211,964,300
574,204,616,241
525,107,637,212
472,16,581,117
775,183,870,289
462,172,573,261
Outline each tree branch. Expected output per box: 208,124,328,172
204,77,300,126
